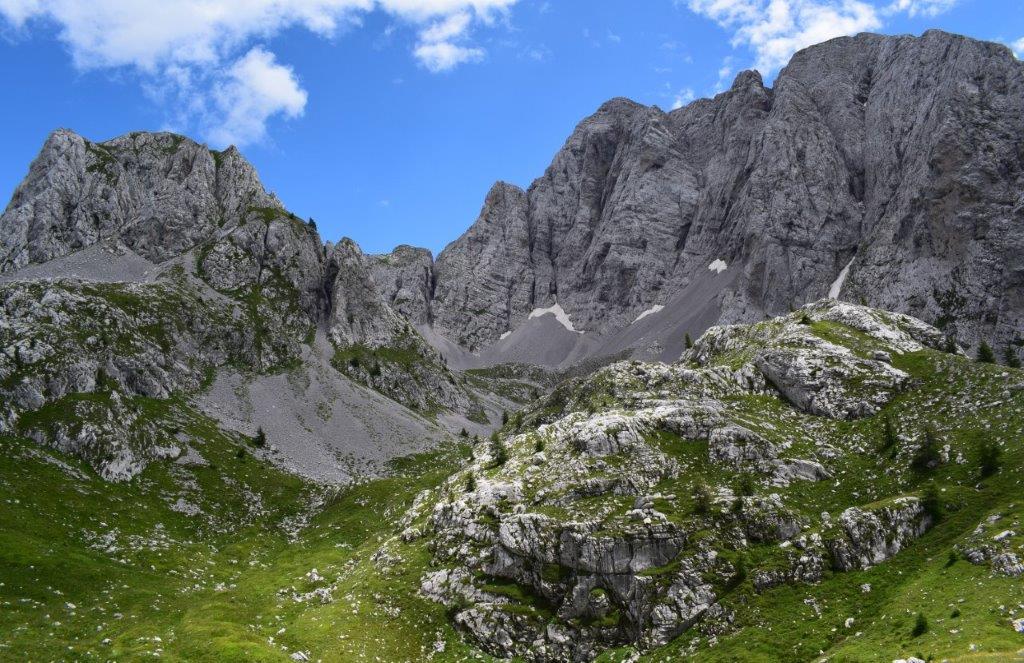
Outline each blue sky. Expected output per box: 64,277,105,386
0,0,1021,255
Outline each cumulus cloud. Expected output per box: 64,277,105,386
1013,37,1024,59
413,10,484,71
206,47,308,147
0,0,518,145
685,0,959,76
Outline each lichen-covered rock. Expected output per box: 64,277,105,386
825,498,932,571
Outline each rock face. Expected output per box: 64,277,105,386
0,130,278,271
0,128,486,418
416,301,947,660
415,30,1023,361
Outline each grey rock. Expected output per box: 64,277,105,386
421,30,1024,362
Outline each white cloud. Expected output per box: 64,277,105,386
671,87,695,109
206,47,307,147
715,56,735,91
686,0,958,76
412,10,485,71
1013,37,1024,59
885,0,957,17
0,0,518,145
414,40,485,71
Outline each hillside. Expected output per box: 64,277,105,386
2,301,1022,661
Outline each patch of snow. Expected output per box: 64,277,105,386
708,259,728,274
828,258,854,299
499,331,512,340
633,305,664,323
528,302,582,333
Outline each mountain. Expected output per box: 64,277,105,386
1,27,1024,663
374,30,1024,369
0,130,522,483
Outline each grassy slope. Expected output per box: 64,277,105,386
0,412,491,662
1,316,1022,662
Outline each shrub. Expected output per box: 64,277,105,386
911,612,928,637
737,474,756,497
921,483,942,521
976,340,995,364
977,436,1002,478
950,607,960,618
465,473,476,493
911,426,942,471
880,416,899,452
945,551,958,568
685,333,693,349
501,410,509,426
943,336,958,354
459,428,468,438
253,427,267,447
692,483,713,515
1004,345,1021,369
799,312,813,325
491,433,508,466
235,447,246,460
534,437,546,453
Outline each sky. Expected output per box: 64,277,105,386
0,0,1021,255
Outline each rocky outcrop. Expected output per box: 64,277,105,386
370,245,435,326
422,30,1024,361
825,498,932,571
414,302,952,660
0,130,279,271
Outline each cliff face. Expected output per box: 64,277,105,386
421,30,1023,359
3,30,1022,369
0,130,279,271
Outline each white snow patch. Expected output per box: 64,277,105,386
708,259,728,274
528,302,582,333
828,258,854,299
499,331,512,340
633,305,664,323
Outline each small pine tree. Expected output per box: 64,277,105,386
494,440,509,466
465,473,476,493
1004,345,1021,369
501,411,509,426
235,447,247,459
253,427,267,447
921,483,942,521
976,340,995,364
977,435,1002,478
307,218,317,230
911,612,928,637
534,437,546,453
911,426,942,471
692,483,713,515
459,428,469,438
684,333,693,350
737,474,756,497
943,335,958,354
880,416,898,452
945,550,958,568
950,607,960,618
799,312,813,325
